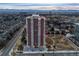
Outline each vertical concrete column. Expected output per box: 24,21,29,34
38,18,41,47
31,17,34,48
43,18,46,48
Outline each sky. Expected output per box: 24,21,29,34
0,3,79,10
0,0,79,3
0,0,78,10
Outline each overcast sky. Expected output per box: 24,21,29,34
0,0,79,3
0,3,79,10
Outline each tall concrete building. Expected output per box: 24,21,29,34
26,14,46,51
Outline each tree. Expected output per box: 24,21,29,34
21,28,27,45
17,44,23,51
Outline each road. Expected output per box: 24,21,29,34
65,37,79,50
16,51,79,56
0,25,25,56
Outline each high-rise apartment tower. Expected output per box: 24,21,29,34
26,14,46,51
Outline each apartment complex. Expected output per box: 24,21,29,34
26,14,46,51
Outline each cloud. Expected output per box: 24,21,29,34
0,4,79,10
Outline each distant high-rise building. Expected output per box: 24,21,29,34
26,14,46,51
